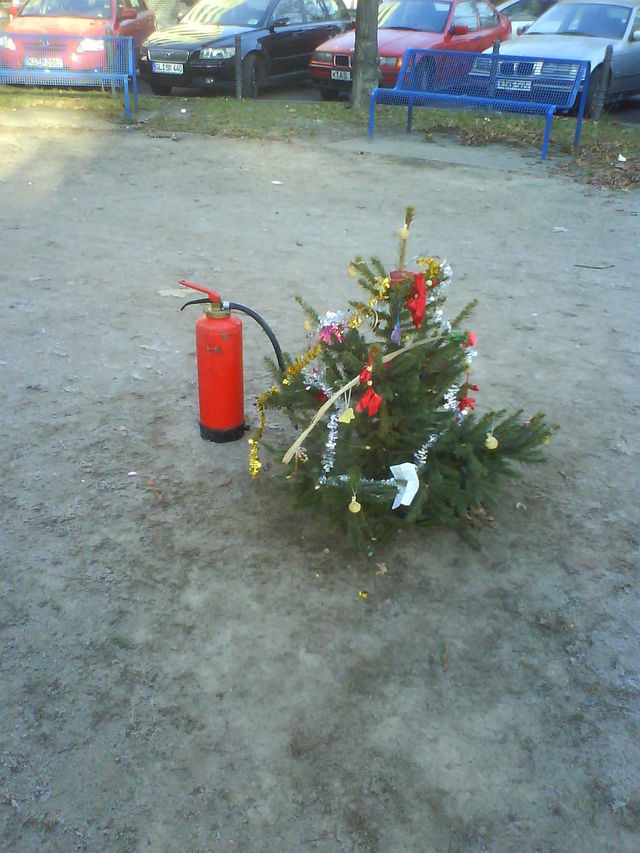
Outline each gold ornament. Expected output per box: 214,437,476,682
358,590,368,600
347,262,359,278
348,311,362,329
338,407,355,424
485,433,498,450
349,497,361,513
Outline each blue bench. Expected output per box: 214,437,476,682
369,48,591,160
0,34,138,119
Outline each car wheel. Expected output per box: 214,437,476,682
319,88,340,101
151,81,172,96
242,53,263,99
585,66,607,119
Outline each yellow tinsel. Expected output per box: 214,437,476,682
417,256,443,281
248,438,262,478
375,276,390,300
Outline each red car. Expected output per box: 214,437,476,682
1,0,155,69
309,0,511,98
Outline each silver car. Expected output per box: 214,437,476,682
492,0,640,113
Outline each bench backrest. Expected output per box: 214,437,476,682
0,34,135,85
396,48,589,109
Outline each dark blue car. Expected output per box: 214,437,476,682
140,0,352,96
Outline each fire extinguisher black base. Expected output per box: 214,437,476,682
199,422,247,443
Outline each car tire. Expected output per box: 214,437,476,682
585,66,607,119
319,88,340,101
151,81,172,96
242,53,263,99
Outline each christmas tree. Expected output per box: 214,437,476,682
249,208,555,549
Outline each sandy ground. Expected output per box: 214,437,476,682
1,112,639,852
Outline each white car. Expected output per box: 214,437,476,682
491,0,640,112
498,0,557,35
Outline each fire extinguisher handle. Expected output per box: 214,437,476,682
179,279,221,303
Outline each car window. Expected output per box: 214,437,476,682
183,0,270,25
18,0,111,16
304,0,326,20
632,8,640,37
527,3,631,39
271,0,304,23
452,0,478,29
319,0,348,21
502,0,555,21
378,0,452,32
477,0,498,26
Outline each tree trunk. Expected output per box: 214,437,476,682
350,0,379,110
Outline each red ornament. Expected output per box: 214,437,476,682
406,273,426,329
462,332,477,349
316,389,329,404
457,394,476,413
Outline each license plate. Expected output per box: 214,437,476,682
152,61,184,74
25,56,63,69
331,69,351,81
497,79,532,92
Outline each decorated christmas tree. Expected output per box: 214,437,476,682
249,208,555,549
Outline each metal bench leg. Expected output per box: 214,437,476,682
407,98,413,134
123,80,131,120
368,91,376,138
541,107,554,160
130,42,138,112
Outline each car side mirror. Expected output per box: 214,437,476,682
450,23,469,36
119,7,137,19
270,16,290,28
516,24,530,35
631,30,640,42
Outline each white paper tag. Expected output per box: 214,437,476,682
390,462,420,510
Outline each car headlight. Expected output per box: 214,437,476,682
313,51,333,63
76,37,105,52
379,56,400,67
0,35,16,50
199,45,235,60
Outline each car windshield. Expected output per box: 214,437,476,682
182,0,271,26
378,0,452,32
526,2,631,38
18,0,111,17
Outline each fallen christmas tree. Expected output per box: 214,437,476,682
249,207,556,549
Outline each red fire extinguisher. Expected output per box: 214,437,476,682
179,279,284,443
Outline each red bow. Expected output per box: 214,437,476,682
355,386,383,417
406,273,426,329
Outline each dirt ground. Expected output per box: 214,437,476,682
1,110,639,852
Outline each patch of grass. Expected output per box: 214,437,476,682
1,86,638,189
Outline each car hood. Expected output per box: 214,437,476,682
143,23,252,48
493,33,613,66
318,27,443,55
6,16,109,36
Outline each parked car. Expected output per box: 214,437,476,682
0,0,156,67
490,0,640,114
497,0,557,35
139,0,353,96
309,0,511,98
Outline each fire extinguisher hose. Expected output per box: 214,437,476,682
226,302,285,373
